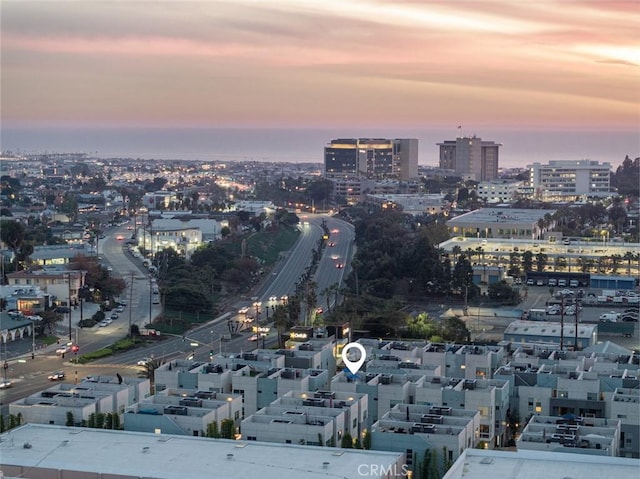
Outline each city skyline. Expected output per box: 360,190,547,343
2,0,638,131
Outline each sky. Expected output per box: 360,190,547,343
0,0,638,167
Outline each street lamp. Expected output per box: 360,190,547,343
67,272,73,341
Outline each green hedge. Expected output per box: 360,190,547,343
76,348,113,363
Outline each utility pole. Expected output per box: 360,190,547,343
129,271,135,337
559,295,565,350
574,298,580,351
67,272,72,341
31,322,36,359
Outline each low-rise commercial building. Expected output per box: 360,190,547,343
0,424,407,479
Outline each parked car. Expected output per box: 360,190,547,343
536,279,544,286
98,320,109,327
526,279,534,286
115,306,124,312
48,371,65,381
110,312,119,320
599,312,620,322
0,380,13,389
137,358,152,366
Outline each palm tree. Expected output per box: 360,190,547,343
623,251,636,276
554,256,567,272
138,357,165,390
610,254,622,274
522,251,534,273
451,245,462,264
535,253,548,272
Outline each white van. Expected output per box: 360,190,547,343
569,279,579,288
558,279,567,287
599,312,620,322
548,279,557,287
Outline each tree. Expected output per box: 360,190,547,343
623,252,637,276
341,432,353,448
421,449,432,479
0,219,26,269
488,281,517,304
220,418,235,439
362,430,371,450
521,251,534,273
66,411,75,426
451,256,478,299
111,412,121,430
406,313,438,340
440,316,471,343
553,256,567,272
535,252,548,272
206,421,220,438
138,357,164,385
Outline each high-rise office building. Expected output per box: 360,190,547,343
324,138,418,180
437,136,501,181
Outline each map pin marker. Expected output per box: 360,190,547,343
342,342,366,375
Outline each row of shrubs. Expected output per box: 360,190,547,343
75,337,139,364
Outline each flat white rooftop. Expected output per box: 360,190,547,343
0,424,403,479
443,448,640,479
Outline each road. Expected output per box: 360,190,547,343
1,214,357,411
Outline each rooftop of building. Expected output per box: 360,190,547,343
445,208,557,226
0,424,403,479
443,447,639,479
504,320,597,338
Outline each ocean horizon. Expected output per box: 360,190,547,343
1,126,637,169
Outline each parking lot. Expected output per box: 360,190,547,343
453,284,640,351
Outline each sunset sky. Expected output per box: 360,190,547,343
1,0,638,131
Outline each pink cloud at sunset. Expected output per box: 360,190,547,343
1,0,638,129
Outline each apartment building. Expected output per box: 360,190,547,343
271,390,369,440
357,339,504,381
9,375,150,426
414,376,510,448
517,415,621,457
241,404,346,447
494,346,640,458
528,160,612,201
371,404,480,470
5,268,85,308
123,389,242,437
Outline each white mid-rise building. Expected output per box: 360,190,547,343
528,160,612,201
477,180,523,203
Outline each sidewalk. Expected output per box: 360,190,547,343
5,302,102,362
